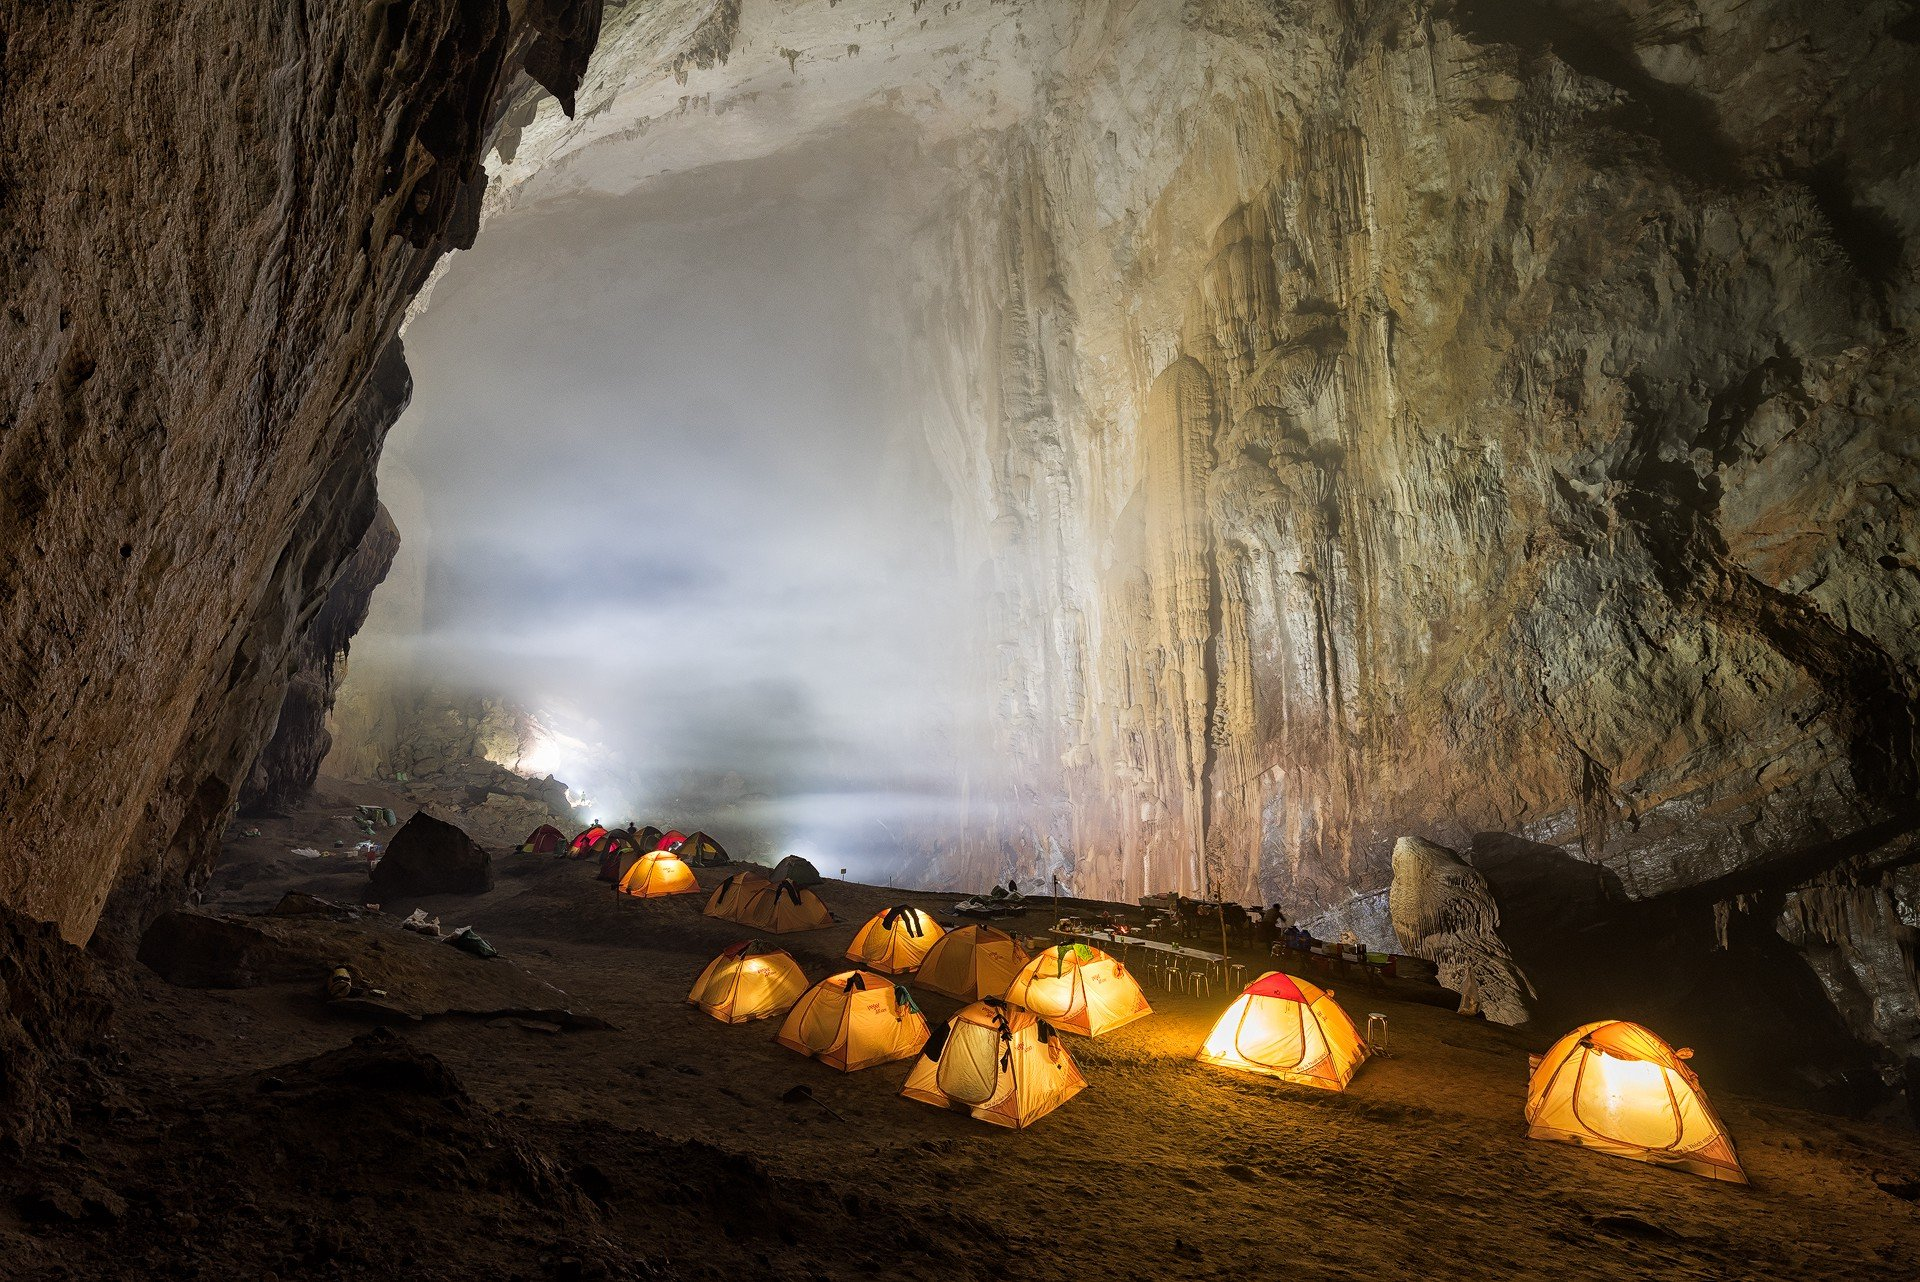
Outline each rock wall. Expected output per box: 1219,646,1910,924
0,1,605,945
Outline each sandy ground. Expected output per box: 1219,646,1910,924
7,779,1920,1280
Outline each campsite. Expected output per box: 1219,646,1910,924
5,780,1914,1282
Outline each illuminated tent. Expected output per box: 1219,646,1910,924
656,829,688,851
687,941,808,1024
567,825,608,857
680,831,731,867
705,871,771,919
618,852,700,898
846,906,945,974
1197,971,1367,1091
770,854,822,887
1004,943,1151,1037
1525,1020,1746,1183
902,999,1086,1129
705,874,834,933
517,824,563,855
914,925,1030,1002
775,970,929,1071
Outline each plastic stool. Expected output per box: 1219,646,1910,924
1227,963,1247,992
1188,968,1211,999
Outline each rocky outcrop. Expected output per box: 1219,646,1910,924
240,504,402,814
0,904,113,1148
370,812,495,899
1390,837,1535,1025
0,1,606,946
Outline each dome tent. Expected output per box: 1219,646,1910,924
681,831,731,867
1525,1020,1746,1183
914,924,1030,1002
618,851,699,898
517,824,564,854
1004,943,1151,1037
707,874,834,933
567,824,608,857
776,970,929,1071
846,906,945,974
902,998,1086,1129
687,941,808,1024
770,854,822,887
1197,971,1368,1091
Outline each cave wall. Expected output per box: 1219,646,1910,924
889,1,1920,931
0,1,604,946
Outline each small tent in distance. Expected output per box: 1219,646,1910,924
915,924,1029,1002
1004,943,1151,1037
687,941,808,1024
1197,971,1368,1091
681,831,731,867
1525,1020,1747,1183
656,829,688,851
705,871,770,919
517,824,564,854
771,854,821,887
846,906,945,974
776,970,929,1071
619,851,700,898
567,824,608,857
902,999,1086,1129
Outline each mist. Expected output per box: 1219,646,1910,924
366,129,988,882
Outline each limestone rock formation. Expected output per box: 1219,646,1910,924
240,505,402,814
1390,837,1536,1026
370,812,495,899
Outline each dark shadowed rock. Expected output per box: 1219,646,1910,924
370,812,494,898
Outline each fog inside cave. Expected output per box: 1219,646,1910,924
363,133,987,880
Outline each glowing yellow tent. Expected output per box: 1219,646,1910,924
618,852,699,898
1197,971,1368,1091
704,871,770,919
1525,1020,1746,1183
902,999,1086,1128
846,906,945,974
1004,943,1151,1037
686,941,809,1024
914,924,1029,1002
775,970,929,1071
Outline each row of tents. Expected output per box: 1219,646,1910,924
688,931,1746,1176
540,823,1746,1181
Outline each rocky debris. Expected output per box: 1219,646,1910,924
1390,837,1536,1027
0,903,113,1148
370,812,494,898
1,1029,644,1281
134,909,604,1027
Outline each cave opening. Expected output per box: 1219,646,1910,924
5,1,1920,1276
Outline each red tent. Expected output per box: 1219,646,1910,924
569,825,608,857
657,829,687,851
518,824,563,854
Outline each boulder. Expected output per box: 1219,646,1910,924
370,811,493,898
1389,836,1535,1026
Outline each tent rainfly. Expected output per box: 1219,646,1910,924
681,831,731,867
1525,1020,1747,1183
914,924,1030,1002
846,906,945,974
618,852,699,898
1003,943,1151,1037
687,941,808,1024
902,998,1086,1128
776,970,929,1071
517,824,564,855
1197,971,1368,1091
770,854,822,887
707,874,834,933
567,825,608,857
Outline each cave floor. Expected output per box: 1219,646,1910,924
7,785,1920,1281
